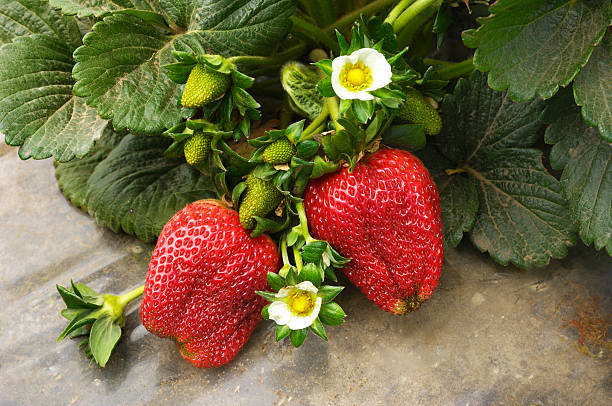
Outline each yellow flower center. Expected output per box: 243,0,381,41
339,62,372,92
287,290,315,316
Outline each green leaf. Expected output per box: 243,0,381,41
318,302,345,326
0,0,82,46
89,316,122,367
55,128,124,209
281,62,324,120
289,328,307,347
0,34,108,161
465,0,610,102
275,324,291,341
82,135,217,241
428,71,576,268
573,29,612,142
49,0,164,18
544,90,612,255
309,318,327,341
73,0,295,134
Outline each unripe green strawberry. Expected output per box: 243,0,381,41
397,87,442,135
183,130,212,166
239,174,283,229
262,137,296,164
181,64,231,108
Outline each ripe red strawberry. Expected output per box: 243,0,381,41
304,148,443,314
140,199,280,367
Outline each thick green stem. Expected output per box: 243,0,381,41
280,235,291,266
116,285,145,309
423,57,455,68
392,0,441,33
384,0,417,25
293,245,304,273
436,58,474,80
326,97,343,131
227,44,308,67
324,0,395,35
291,16,339,54
296,201,314,243
301,103,330,140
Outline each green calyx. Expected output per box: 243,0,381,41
181,63,232,108
57,281,144,367
239,174,283,230
397,87,442,135
262,137,296,164
183,130,213,166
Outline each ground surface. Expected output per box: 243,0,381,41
0,145,610,406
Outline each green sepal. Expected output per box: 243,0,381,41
352,99,375,123
89,315,122,368
278,264,296,279
61,308,87,321
324,266,338,282
232,182,247,208
231,69,255,89
317,285,344,304
301,240,329,264
267,272,286,291
311,156,340,179
318,302,346,326
297,263,323,287
296,140,319,159
336,29,349,54
276,324,292,341
310,318,328,341
57,284,102,309
317,77,335,97
57,310,97,341
339,99,352,115
255,291,279,302
68,325,91,339
314,59,333,75
286,227,301,247
285,268,298,286
290,328,308,347
262,304,270,319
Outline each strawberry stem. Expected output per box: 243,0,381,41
280,235,291,267
116,285,145,309
296,202,314,243
301,103,330,140
291,16,339,54
326,97,343,131
391,0,442,33
293,244,304,273
436,58,475,80
384,0,417,25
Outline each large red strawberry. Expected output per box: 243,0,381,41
140,199,280,367
304,148,443,314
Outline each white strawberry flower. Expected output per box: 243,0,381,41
331,48,392,100
268,281,322,330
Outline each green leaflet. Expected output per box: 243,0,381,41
419,71,576,268
72,0,295,134
0,0,82,47
544,89,612,255
281,61,324,120
573,29,612,142
0,34,108,161
55,133,217,242
49,0,164,18
464,0,610,102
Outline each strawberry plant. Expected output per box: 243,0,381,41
1,0,610,368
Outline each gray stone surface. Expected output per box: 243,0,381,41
0,146,610,405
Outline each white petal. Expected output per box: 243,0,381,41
286,297,322,330
268,301,291,326
351,90,375,101
275,287,292,298
295,281,318,294
359,49,392,91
